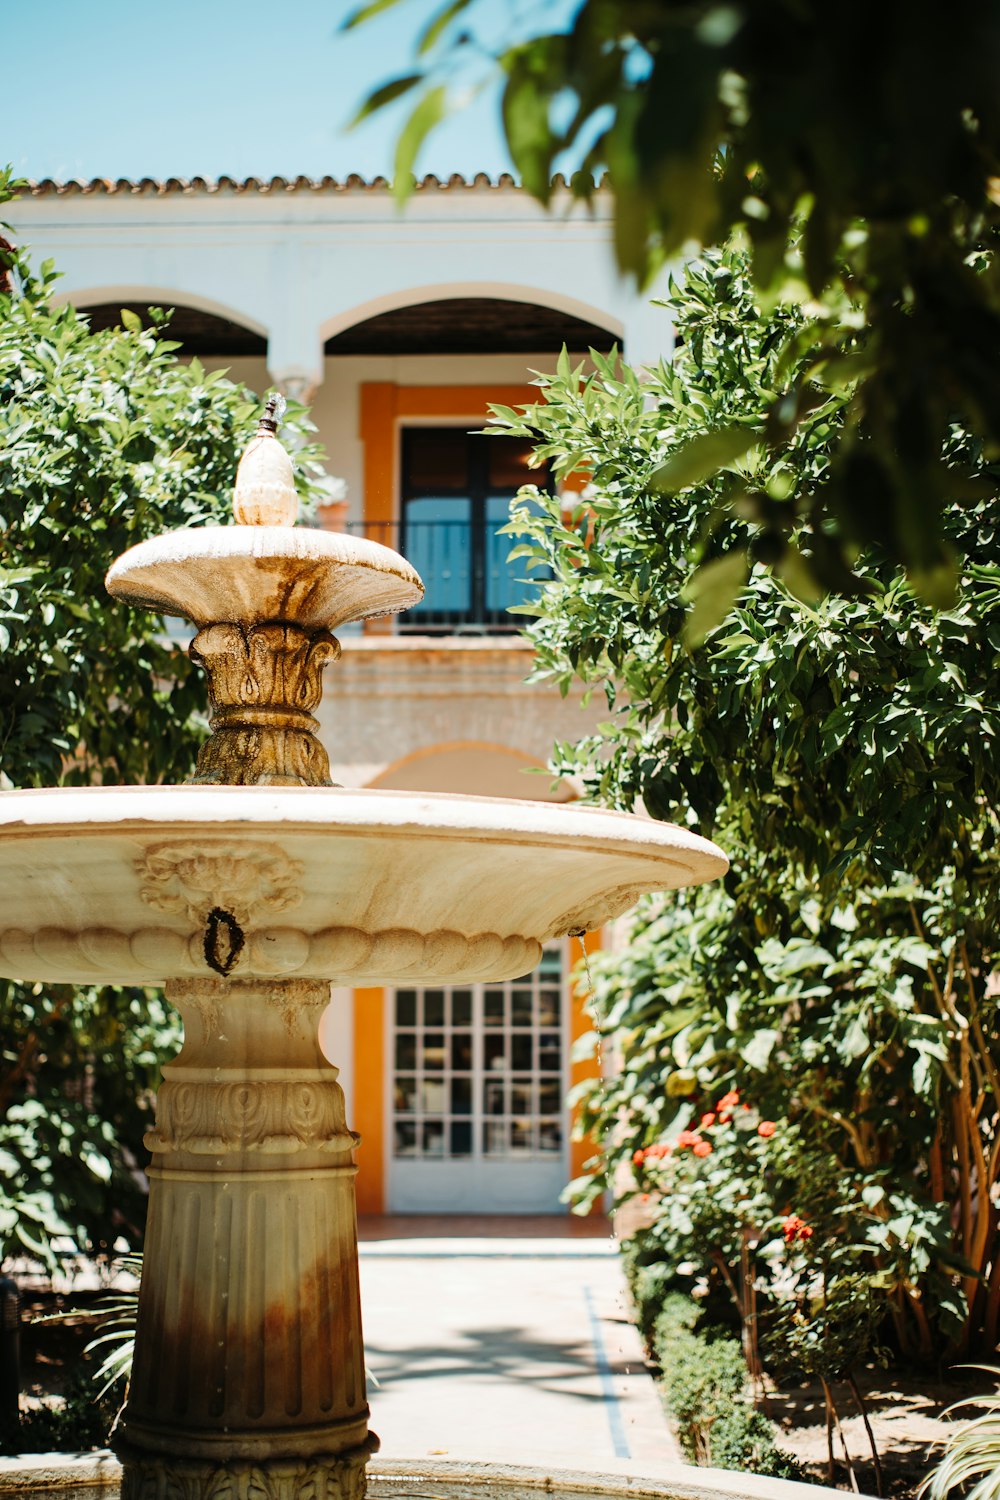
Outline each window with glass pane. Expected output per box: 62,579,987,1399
401,427,551,632
389,946,565,1161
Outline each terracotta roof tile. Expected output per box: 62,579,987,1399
22,172,574,197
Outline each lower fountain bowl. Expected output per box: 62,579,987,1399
0,784,727,988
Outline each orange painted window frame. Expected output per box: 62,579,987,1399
359,382,541,528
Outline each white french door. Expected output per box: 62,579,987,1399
385,945,569,1212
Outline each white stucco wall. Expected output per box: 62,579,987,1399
7,181,677,384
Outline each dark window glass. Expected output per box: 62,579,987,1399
511,989,533,1027
511,1034,533,1071
396,991,417,1025
488,435,538,490
538,989,560,1027
395,1034,417,1071
483,992,505,1027
452,990,472,1026
511,1083,532,1116
484,1035,506,1071
395,1076,418,1113
451,1032,473,1071
539,1080,561,1115
406,428,469,490
451,1077,473,1114
483,1079,506,1116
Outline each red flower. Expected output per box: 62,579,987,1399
632,1149,645,1166
700,1112,717,1129
782,1214,812,1244
717,1090,740,1110
692,1140,713,1158
758,1120,777,1139
676,1129,701,1151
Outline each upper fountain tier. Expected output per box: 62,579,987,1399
106,396,423,631
107,396,424,788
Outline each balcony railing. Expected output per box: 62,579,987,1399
346,519,533,634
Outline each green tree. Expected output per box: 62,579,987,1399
348,0,1000,602
489,241,1000,1362
0,170,326,1265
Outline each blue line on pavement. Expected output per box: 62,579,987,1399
582,1283,630,1460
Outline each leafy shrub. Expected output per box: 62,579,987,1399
709,1406,803,1480
0,168,327,1268
652,1294,799,1477
1,1365,122,1455
501,237,1000,1364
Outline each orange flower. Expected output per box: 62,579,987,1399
693,1140,713,1157
632,1149,645,1166
717,1090,740,1110
700,1112,717,1128
758,1120,777,1139
782,1214,812,1243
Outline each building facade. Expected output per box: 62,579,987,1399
8,174,675,1214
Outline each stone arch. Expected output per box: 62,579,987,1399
366,741,577,802
320,282,623,352
54,285,269,353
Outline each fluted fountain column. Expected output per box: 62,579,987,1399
117,977,374,1500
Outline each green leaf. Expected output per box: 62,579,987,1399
393,85,449,200
119,308,142,332
683,551,749,646
418,0,471,54
651,427,759,493
348,73,424,129
340,0,404,31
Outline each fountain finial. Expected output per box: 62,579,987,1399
233,392,297,525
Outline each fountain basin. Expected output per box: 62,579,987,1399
0,1452,852,1500
0,784,727,987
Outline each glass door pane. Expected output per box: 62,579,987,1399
404,497,472,617
390,947,565,1165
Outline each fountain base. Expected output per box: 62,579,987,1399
115,978,372,1500
117,1436,376,1500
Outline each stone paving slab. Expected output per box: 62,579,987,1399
359,1237,680,1468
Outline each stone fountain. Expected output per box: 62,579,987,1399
0,400,728,1500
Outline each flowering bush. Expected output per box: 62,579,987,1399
497,239,1000,1367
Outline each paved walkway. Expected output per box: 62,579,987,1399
357,1217,680,1468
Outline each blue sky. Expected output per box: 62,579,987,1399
3,0,577,184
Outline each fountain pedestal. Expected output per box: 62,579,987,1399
117,978,373,1500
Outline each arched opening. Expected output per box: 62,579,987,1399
73,301,267,357
325,295,617,357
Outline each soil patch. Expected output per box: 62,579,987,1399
766,1370,992,1497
